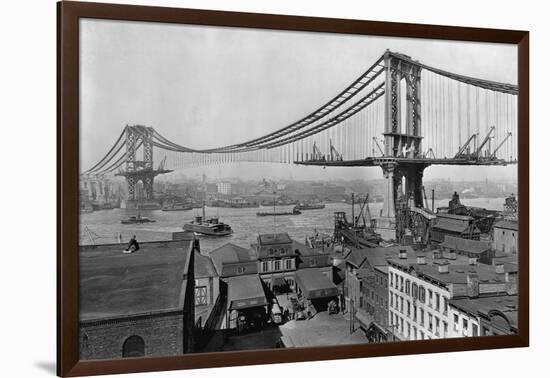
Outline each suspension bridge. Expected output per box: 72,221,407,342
83,50,518,224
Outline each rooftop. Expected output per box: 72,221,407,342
437,213,474,221
440,235,491,254
433,218,472,233
195,251,218,279
79,240,193,321
346,246,411,269
209,243,257,275
258,233,293,246
494,219,518,231
450,295,517,328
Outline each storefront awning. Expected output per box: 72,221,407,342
295,268,339,300
227,275,268,310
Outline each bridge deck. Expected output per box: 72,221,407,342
294,157,514,167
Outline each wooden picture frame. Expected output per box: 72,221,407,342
58,1,529,376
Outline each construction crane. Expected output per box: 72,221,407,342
157,156,167,170
490,132,513,159
372,137,385,157
329,139,343,161
475,126,496,158
311,141,324,161
455,133,478,159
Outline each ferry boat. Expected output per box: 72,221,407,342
183,204,233,236
121,215,156,224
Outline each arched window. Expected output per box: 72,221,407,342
122,335,145,358
412,283,418,299
405,279,411,295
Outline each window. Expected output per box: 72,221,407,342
407,322,411,338
274,260,281,271
443,321,448,337
462,318,469,336
280,248,286,255
412,283,418,299
419,286,426,303
390,272,394,287
413,305,417,321
390,293,394,307
284,258,293,270
420,308,424,326
443,297,449,315
400,277,404,292
400,297,404,313
435,293,440,312
122,336,145,358
261,261,269,272
405,279,411,295
435,317,440,336
413,326,417,340
268,248,274,256
472,323,479,337
453,314,459,331
419,331,424,340
407,300,411,317
428,290,433,307
428,314,433,332
237,266,246,274
195,286,207,306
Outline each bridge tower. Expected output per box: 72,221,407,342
381,50,426,220
116,126,172,205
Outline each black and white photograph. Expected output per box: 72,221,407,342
78,18,520,360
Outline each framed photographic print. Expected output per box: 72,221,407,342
57,1,529,376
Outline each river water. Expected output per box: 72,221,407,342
80,197,506,252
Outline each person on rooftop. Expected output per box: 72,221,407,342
125,235,140,253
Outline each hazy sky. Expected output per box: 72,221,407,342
80,19,518,182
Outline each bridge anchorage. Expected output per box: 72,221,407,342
115,126,173,209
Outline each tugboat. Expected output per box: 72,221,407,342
183,203,233,236
121,215,156,224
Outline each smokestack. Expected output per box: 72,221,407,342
416,255,426,265
468,257,477,266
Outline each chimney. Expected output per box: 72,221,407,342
438,261,450,274
505,271,518,295
448,250,457,260
399,249,408,259
495,263,505,274
416,255,426,265
466,273,479,298
432,250,442,260
468,257,477,266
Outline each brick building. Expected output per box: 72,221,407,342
79,239,196,360
344,246,409,342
